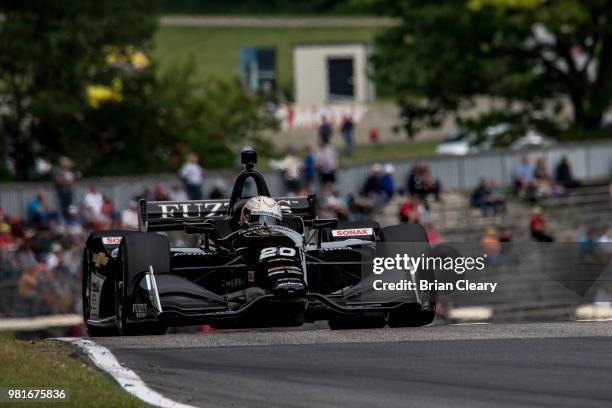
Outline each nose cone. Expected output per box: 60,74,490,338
271,279,307,297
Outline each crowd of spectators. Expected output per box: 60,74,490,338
471,178,506,215
513,154,578,200
0,203,84,317
0,155,208,318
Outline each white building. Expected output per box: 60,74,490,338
293,42,375,106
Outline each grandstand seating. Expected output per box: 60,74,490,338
375,180,612,322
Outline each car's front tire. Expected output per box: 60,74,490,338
115,232,169,336
83,230,139,337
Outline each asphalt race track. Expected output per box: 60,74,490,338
95,322,612,408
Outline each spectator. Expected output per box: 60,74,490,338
315,142,338,185
169,184,188,201
15,241,37,272
554,155,579,188
0,220,12,249
499,227,513,243
276,147,302,195
18,261,41,300
346,193,375,220
0,246,19,280
407,164,424,198
208,179,227,199
498,227,513,259
472,178,506,215
513,155,534,197
303,146,315,192
380,164,395,201
407,164,441,206
340,115,355,157
133,186,152,202
529,207,554,242
533,156,552,196
179,153,204,200
399,195,426,224
63,206,82,235
487,179,506,211
83,186,104,228
318,186,349,221
362,163,383,197
579,229,599,259
471,178,491,214
153,183,169,201
422,165,441,202
54,157,75,220
9,215,25,240
28,192,51,229
121,201,139,230
369,127,379,144
480,227,501,259
102,195,119,228
318,116,332,145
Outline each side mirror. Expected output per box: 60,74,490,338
312,218,338,230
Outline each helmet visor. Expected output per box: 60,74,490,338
248,214,281,226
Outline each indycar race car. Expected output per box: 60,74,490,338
82,148,436,336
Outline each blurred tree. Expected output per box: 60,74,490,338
0,0,277,180
370,0,612,139
0,0,158,179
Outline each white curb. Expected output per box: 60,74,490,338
57,337,197,408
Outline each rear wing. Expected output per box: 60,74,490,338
139,194,316,232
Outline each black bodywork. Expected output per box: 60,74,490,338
83,151,433,333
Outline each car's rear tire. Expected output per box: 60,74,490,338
381,224,435,328
115,232,169,336
380,223,429,243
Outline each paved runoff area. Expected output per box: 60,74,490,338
88,321,612,408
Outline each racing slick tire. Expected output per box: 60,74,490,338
115,232,169,336
82,230,139,337
326,221,385,330
382,224,436,328
380,223,428,243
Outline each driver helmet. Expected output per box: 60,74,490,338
240,196,283,226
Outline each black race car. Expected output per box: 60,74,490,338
82,148,435,336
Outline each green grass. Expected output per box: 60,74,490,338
0,333,143,407
153,26,381,96
341,141,439,165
